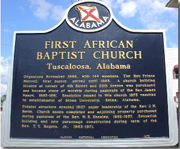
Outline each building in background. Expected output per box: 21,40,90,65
166,0,178,8
166,48,178,107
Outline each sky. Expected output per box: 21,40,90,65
1,0,178,97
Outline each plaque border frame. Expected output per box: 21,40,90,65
1,0,178,147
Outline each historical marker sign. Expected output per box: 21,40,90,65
2,0,178,147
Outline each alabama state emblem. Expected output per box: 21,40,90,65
66,1,112,32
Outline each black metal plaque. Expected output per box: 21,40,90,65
2,0,178,147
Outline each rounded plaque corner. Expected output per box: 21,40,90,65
168,137,179,147
1,137,12,148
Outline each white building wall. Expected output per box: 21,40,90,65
165,48,178,100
